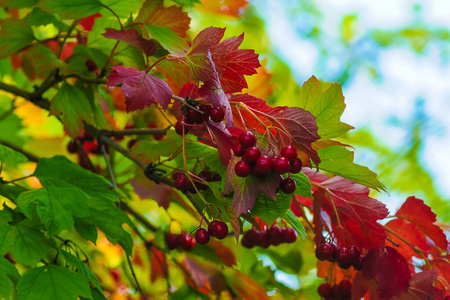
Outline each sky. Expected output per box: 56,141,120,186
253,0,450,213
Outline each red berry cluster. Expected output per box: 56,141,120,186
175,105,225,135
194,220,229,245
67,132,106,170
318,280,352,300
241,225,297,249
165,233,196,251
234,131,302,194
316,242,364,271
173,170,221,194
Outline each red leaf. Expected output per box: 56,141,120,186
207,122,233,166
223,269,269,300
136,0,191,37
107,66,172,112
184,257,210,289
79,13,102,32
129,178,171,209
150,248,167,282
362,247,411,299
385,219,429,261
208,240,237,267
429,258,450,288
393,270,445,300
395,196,447,250
103,28,157,57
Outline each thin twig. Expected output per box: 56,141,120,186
103,128,169,137
171,95,204,114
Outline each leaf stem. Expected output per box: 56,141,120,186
101,4,123,29
146,55,168,73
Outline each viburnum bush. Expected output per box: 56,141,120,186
0,1,449,300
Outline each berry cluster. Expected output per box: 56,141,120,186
173,170,221,194
175,105,225,135
67,132,106,171
194,220,229,245
241,225,297,249
315,242,364,271
234,131,302,194
165,232,196,251
318,280,352,300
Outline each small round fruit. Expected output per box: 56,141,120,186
244,146,261,164
199,105,211,118
243,228,262,245
353,255,365,271
174,175,187,190
178,233,195,250
186,107,203,124
175,120,189,135
233,143,246,157
212,173,222,181
195,228,210,245
274,157,291,174
235,161,252,177
317,283,332,298
210,106,225,122
335,247,352,265
257,231,271,248
280,145,298,163
241,234,255,249
209,220,228,239
256,155,273,173
338,279,352,296
239,131,256,148
348,245,361,264
267,225,283,245
172,171,184,180
166,233,178,250
67,141,78,153
315,243,336,261
281,227,297,243
289,158,302,174
280,177,296,194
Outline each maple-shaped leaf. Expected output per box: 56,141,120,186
362,246,411,299
393,270,445,300
309,170,388,250
103,28,157,57
107,66,172,112
186,27,260,93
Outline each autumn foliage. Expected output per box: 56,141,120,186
0,1,449,300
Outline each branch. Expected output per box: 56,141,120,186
0,139,39,162
102,128,169,137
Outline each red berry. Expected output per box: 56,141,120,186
199,104,211,120
280,145,298,163
338,279,352,296
67,141,78,153
241,234,255,249
339,261,352,270
267,225,283,245
210,106,225,122
212,173,222,181
274,157,290,174
166,233,178,250
235,161,252,177
244,228,262,245
317,283,332,298
194,228,210,245
353,255,365,271
172,171,184,181
233,143,246,157
174,175,187,191
198,170,213,182
239,131,256,148
348,245,360,264
280,177,296,194
335,247,352,265
186,107,203,124
256,155,273,173
208,220,228,239
289,158,302,174
257,231,271,248
281,227,297,243
177,233,195,250
244,146,261,164
175,120,189,135
316,243,336,261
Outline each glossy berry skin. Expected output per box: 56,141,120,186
177,233,195,250
280,145,298,163
166,233,178,250
208,220,228,239
233,143,246,157
317,283,332,298
241,235,255,249
210,106,225,122
199,105,211,121
353,255,365,271
174,175,187,191
195,228,210,245
338,279,352,296
280,177,296,194
281,227,297,243
186,107,203,124
239,131,256,148
198,170,213,182
175,120,189,135
267,225,283,245
316,243,336,261
244,146,261,164
235,161,252,177
335,247,352,265
348,245,361,264
67,141,78,153
172,171,184,181
244,228,262,245
289,158,302,174
256,155,273,173
274,157,291,174
257,231,271,248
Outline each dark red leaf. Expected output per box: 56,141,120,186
107,66,172,112
184,257,210,289
103,28,157,57
150,248,167,282
129,178,171,209
393,270,445,300
207,122,234,166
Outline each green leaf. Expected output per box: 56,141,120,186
285,209,306,241
0,256,19,300
0,18,35,59
74,217,98,243
298,76,353,139
38,0,102,20
16,187,91,236
71,45,108,72
291,172,313,199
184,141,227,175
0,221,49,266
265,246,303,274
144,24,188,56
23,7,70,31
131,130,181,163
251,192,292,225
0,100,28,147
59,250,102,291
100,0,142,17
2,0,39,9
17,265,92,300
169,285,209,300
50,82,94,137
170,0,201,7
0,144,27,166
317,145,386,191
0,183,24,203
0,207,13,225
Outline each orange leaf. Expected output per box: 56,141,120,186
223,269,268,300
150,248,167,282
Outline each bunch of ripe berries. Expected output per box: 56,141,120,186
175,104,225,135
318,279,352,300
234,131,302,194
315,242,364,271
241,224,297,249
